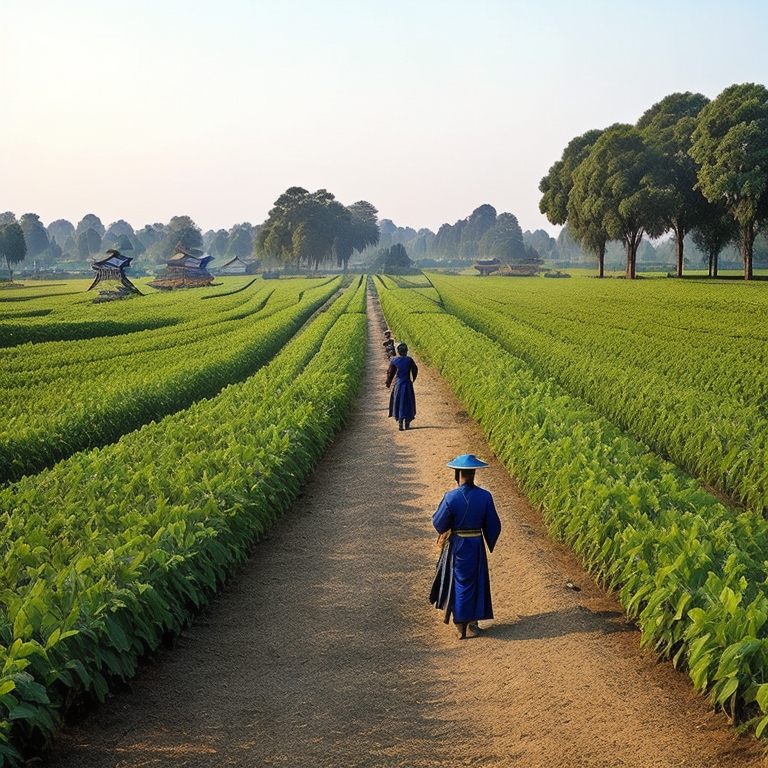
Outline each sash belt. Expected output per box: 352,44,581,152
454,528,482,537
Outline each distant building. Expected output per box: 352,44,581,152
150,250,214,289
87,250,140,298
473,258,501,276
219,255,260,275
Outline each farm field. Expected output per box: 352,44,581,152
379,272,768,737
2,273,768,766
0,275,367,764
43,287,763,768
0,276,342,482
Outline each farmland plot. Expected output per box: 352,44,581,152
0,277,367,764
378,273,768,738
0,276,341,482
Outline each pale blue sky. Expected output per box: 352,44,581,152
2,0,767,236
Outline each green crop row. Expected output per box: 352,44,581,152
0,278,342,483
0,276,367,764
0,276,261,343
427,273,768,514
378,278,768,737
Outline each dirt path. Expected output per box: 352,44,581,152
47,291,766,768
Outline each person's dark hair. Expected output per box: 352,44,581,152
396,342,407,355
455,468,476,485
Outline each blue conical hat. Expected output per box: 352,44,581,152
446,454,488,469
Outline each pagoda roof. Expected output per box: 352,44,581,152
93,250,133,269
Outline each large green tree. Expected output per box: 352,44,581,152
333,200,380,270
19,213,49,262
539,129,610,276
637,92,710,277
256,187,366,270
570,124,670,279
0,216,27,281
690,83,768,280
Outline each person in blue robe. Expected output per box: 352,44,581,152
385,342,418,430
430,454,501,639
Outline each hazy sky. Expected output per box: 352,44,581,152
2,0,768,237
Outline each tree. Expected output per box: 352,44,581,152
227,226,255,259
157,216,203,261
209,229,229,258
638,92,710,277
19,213,49,260
0,217,27,281
333,200,380,270
478,212,526,262
691,203,739,278
539,129,610,276
76,213,105,237
256,187,363,270
76,227,102,259
690,83,768,280
570,124,670,279
371,243,412,272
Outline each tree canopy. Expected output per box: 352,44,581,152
19,213,49,259
256,187,379,270
541,82,768,279
0,216,27,281
690,83,768,279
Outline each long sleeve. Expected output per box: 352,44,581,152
385,362,396,388
432,494,452,534
482,495,501,552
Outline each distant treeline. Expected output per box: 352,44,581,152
0,212,257,277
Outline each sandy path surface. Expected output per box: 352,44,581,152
46,290,766,767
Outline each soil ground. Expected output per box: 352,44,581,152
46,291,767,767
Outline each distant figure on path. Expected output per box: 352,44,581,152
430,454,501,639
385,342,418,431
382,329,396,359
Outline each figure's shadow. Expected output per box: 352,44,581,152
486,606,636,641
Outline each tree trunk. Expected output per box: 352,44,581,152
741,220,755,280
674,225,685,278
625,231,642,279
598,244,605,278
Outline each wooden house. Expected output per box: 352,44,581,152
150,250,214,289
87,250,140,298
219,255,260,275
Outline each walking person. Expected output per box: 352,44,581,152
382,329,396,359
385,342,418,431
430,454,501,639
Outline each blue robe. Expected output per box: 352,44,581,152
431,483,501,624
386,355,418,424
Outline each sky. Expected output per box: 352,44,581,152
2,0,768,238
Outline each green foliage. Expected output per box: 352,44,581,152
378,274,768,735
0,277,368,761
690,83,768,279
0,277,341,482
428,274,768,514
0,220,27,281
256,188,375,271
